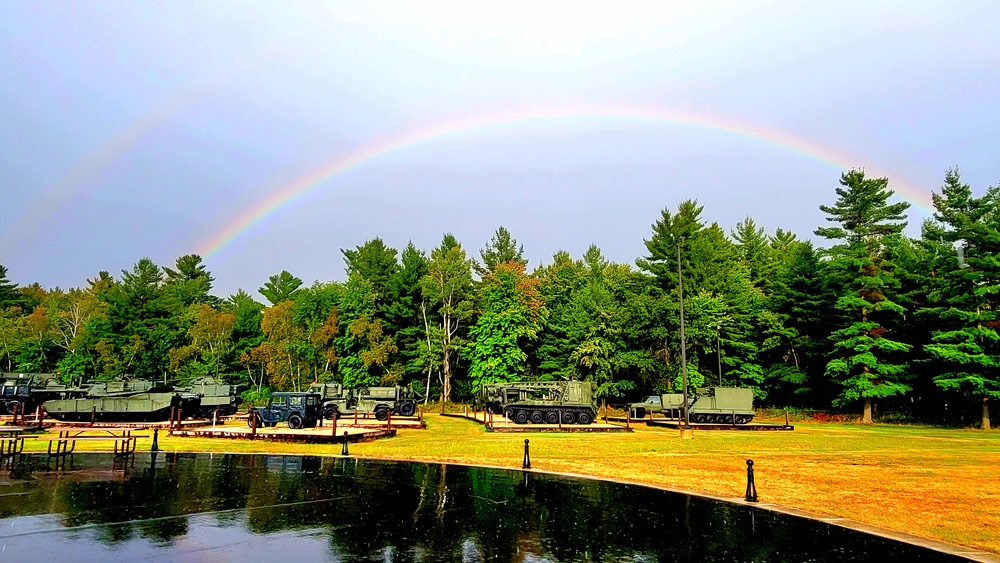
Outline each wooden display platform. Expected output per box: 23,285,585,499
171,425,395,444
647,419,794,431
443,409,632,433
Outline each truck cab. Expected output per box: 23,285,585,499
249,392,321,429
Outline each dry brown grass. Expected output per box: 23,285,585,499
19,415,1000,554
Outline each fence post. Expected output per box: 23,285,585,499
387,410,392,431
91,406,96,427
522,439,531,469
331,413,337,437
151,427,159,451
341,430,349,456
745,459,758,502
250,410,257,440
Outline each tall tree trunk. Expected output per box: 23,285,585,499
442,346,451,402
863,398,873,424
983,397,990,431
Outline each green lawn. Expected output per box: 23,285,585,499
18,415,1000,555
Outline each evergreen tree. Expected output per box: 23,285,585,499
0,264,20,309
258,271,303,305
921,169,1000,429
816,170,913,422
476,226,527,276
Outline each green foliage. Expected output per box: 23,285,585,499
468,261,541,388
258,271,303,305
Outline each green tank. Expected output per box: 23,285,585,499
184,377,239,418
479,380,598,425
44,380,200,423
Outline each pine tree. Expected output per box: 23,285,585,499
921,169,1000,429
816,170,913,423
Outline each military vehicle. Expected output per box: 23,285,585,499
479,380,598,425
44,379,201,422
308,382,356,419
0,373,87,415
248,392,321,429
184,377,240,418
354,386,420,420
628,386,755,424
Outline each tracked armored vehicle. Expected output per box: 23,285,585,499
479,380,598,425
628,386,755,424
184,377,240,418
44,380,200,423
0,373,87,415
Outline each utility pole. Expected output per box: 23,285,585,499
678,242,690,427
716,325,723,386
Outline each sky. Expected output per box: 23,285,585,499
2,1,998,296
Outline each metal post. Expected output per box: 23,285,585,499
91,406,96,427
678,242,690,427
522,439,530,469
250,409,257,440
716,326,723,386
151,427,159,451
745,459,758,502
331,413,338,437
341,430,349,456
212,408,218,429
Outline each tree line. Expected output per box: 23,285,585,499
1,169,997,427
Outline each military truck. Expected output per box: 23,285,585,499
308,382,356,419
354,386,420,420
479,380,598,425
248,392,321,429
0,373,87,415
628,386,755,424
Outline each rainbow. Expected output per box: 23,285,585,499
198,104,935,257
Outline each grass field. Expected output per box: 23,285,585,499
16,415,1000,555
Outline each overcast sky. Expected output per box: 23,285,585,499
2,1,998,296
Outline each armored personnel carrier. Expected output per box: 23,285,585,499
0,373,87,415
479,380,598,425
628,386,755,424
308,382,356,419
44,379,200,423
184,377,240,418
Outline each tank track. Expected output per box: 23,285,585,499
504,406,596,425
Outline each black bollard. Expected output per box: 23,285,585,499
341,430,349,456
151,427,159,452
522,439,531,469
745,459,758,502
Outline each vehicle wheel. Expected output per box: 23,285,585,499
561,411,575,425
706,415,716,423
734,415,745,424
247,412,261,427
513,410,529,424
398,401,416,417
744,415,754,424
5,401,20,415
693,414,706,424
545,411,559,424
577,411,593,425
633,407,646,419
529,410,544,424
323,406,339,420
722,415,734,424
287,414,303,429
375,407,389,421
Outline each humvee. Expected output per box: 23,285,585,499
248,392,321,429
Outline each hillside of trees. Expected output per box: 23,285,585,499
2,169,998,427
